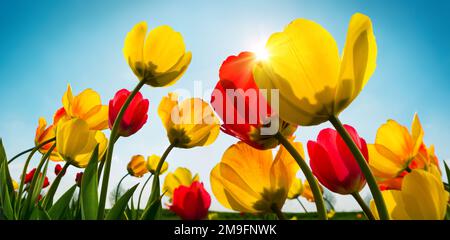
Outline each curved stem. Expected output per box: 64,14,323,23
351,192,375,220
271,204,286,220
42,161,71,209
137,173,153,211
275,132,327,220
98,80,145,219
8,137,55,164
146,143,175,210
329,115,389,220
115,173,129,203
296,198,308,213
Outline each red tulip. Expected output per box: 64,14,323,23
108,89,149,137
308,124,368,195
24,168,50,188
169,181,211,220
211,52,293,149
75,172,83,187
54,164,65,176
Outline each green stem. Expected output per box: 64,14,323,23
296,198,308,213
329,115,389,220
97,80,145,219
271,204,286,220
115,173,129,203
145,143,175,210
351,192,375,220
275,132,327,220
8,138,55,164
137,173,153,210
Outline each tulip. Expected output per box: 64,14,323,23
163,167,199,200
35,117,60,161
75,172,83,187
211,52,297,150
169,181,211,220
123,22,192,87
210,141,300,217
370,170,449,220
24,168,50,188
61,85,109,130
127,155,149,178
369,113,439,190
108,89,149,137
146,154,168,175
253,13,376,126
158,92,220,148
287,178,304,199
308,125,368,195
56,118,108,168
54,164,65,176
12,180,19,191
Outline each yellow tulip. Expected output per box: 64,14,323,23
158,92,220,148
210,141,301,214
127,155,149,178
368,113,439,190
370,170,448,220
287,178,304,199
123,22,192,87
56,118,107,168
253,13,377,126
61,85,108,130
301,179,323,202
146,154,168,175
163,167,199,200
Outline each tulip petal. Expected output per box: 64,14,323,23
123,22,147,79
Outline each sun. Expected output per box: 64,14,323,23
255,47,269,61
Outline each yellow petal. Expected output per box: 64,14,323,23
400,170,448,220
411,113,424,155
375,120,413,161
287,178,303,199
123,21,147,79
127,155,149,177
158,92,179,131
370,190,408,220
149,52,192,87
369,144,404,179
62,84,74,115
163,167,198,198
144,25,186,74
335,13,377,113
271,141,301,193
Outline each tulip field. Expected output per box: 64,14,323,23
0,5,449,222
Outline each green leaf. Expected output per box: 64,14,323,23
0,162,14,220
140,197,162,220
0,139,14,194
29,206,51,220
105,184,138,220
48,184,77,220
42,162,70,209
81,145,99,220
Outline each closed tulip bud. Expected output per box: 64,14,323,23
169,181,211,220
158,92,220,149
123,22,192,87
54,164,65,176
308,125,367,195
12,179,19,191
211,52,297,150
75,172,83,187
108,89,149,137
146,154,168,175
24,168,50,188
127,155,149,178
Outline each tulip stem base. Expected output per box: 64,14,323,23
271,205,286,220
351,192,375,220
137,173,153,212
98,80,146,219
275,132,328,220
329,115,389,220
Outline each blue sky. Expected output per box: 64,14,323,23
1,0,449,212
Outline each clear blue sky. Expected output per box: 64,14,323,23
1,0,449,212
